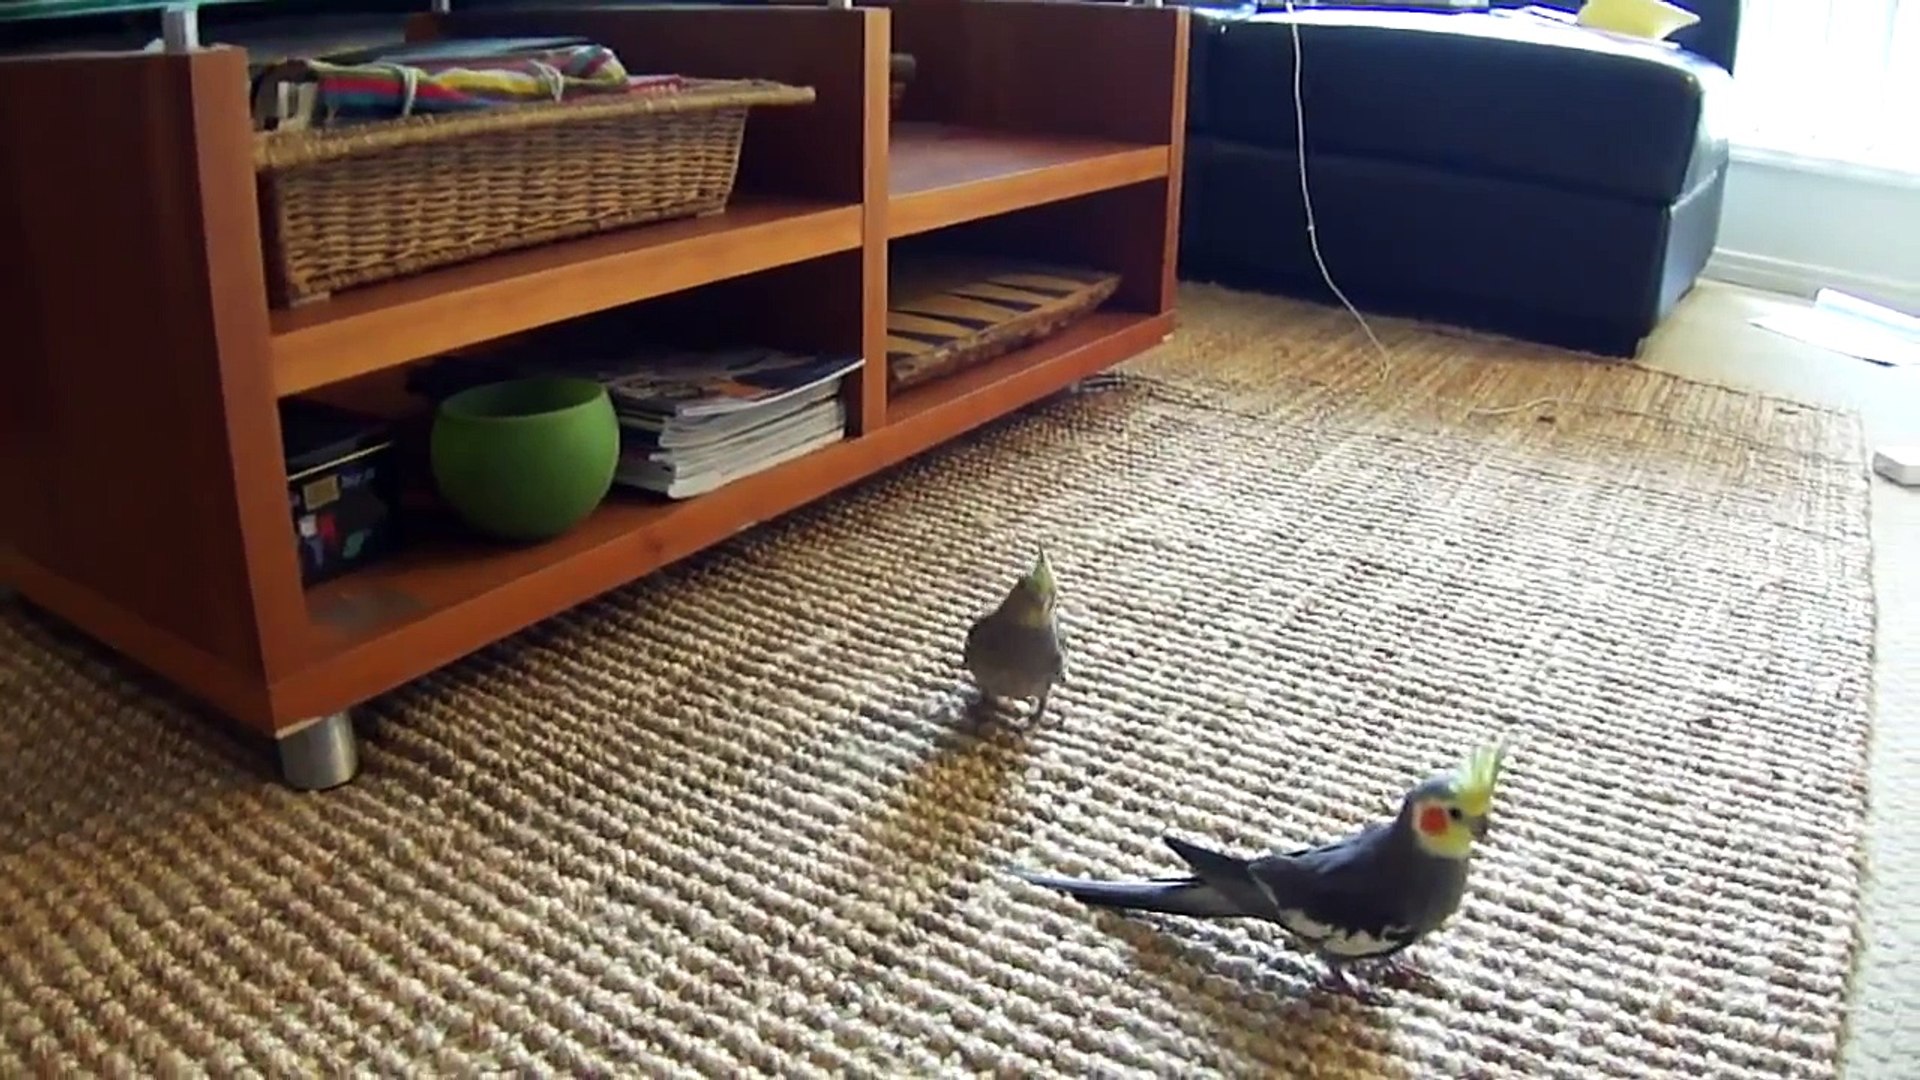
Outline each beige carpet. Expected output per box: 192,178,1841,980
0,285,1878,1077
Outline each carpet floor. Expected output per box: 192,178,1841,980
0,285,1878,1078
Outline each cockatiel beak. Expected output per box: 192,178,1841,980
1468,814,1490,841
992,546,1059,627
1028,547,1055,595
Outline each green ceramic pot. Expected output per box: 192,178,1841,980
429,376,619,543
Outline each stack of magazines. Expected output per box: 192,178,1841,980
591,346,861,499
424,339,863,500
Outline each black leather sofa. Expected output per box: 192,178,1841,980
1178,1,1741,356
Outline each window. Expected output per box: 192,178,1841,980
1730,0,1920,175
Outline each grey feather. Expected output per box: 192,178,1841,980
1005,868,1244,919
964,611,1065,699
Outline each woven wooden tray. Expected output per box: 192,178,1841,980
886,255,1122,390
254,78,816,306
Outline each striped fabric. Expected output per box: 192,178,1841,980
271,45,682,128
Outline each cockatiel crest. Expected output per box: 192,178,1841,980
1001,547,1057,620
1453,739,1506,817
1407,738,1508,860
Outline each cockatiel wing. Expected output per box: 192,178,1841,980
1158,835,1281,920
1167,830,1421,960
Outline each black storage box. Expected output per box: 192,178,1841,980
280,399,400,586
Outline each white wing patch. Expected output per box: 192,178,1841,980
1275,910,1412,958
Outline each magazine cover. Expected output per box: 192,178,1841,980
514,344,863,420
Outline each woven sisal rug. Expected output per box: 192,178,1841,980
0,285,1876,1077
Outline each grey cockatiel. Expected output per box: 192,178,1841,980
963,547,1067,726
1010,741,1508,998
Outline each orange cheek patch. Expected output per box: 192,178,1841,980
1418,805,1449,836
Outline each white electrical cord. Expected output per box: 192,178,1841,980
1283,1,1393,383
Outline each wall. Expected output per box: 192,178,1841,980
1705,148,1920,313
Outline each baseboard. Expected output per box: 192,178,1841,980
1728,144,1920,191
1703,249,1920,313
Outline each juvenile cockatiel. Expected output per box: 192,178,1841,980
1011,740,1509,999
962,547,1067,726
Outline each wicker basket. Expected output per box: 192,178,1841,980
886,256,1122,390
254,78,816,306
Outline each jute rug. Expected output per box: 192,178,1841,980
0,285,1877,1077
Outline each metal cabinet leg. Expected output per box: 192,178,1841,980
276,712,359,791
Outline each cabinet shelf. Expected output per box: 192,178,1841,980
287,442,871,718
270,198,863,398
888,122,1170,239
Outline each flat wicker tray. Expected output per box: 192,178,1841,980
254,78,816,306
886,255,1122,390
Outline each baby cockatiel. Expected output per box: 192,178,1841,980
963,547,1067,726
1011,740,1509,999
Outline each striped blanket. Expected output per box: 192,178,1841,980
256,43,684,129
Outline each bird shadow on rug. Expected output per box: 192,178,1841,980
850,695,1036,902
1087,912,1414,1078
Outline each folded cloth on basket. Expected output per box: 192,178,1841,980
254,44,686,130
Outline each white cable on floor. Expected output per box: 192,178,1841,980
1283,1,1393,384
1278,4,1633,423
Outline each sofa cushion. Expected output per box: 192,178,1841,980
1193,8,1733,204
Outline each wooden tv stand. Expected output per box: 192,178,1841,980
0,0,1188,790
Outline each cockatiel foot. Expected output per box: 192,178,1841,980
961,688,1032,733
1372,954,1440,991
1314,965,1389,1005
961,685,994,719
1022,689,1053,729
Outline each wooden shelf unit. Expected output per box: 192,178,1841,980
0,0,1189,776
271,197,865,398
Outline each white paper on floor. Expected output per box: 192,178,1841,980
1752,288,1920,368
